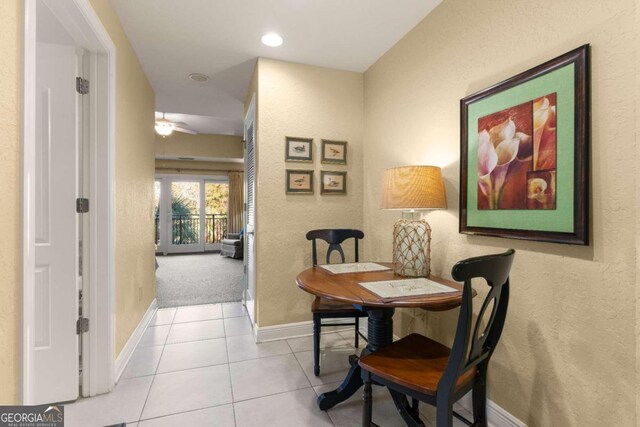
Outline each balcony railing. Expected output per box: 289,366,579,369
155,214,227,245
172,215,200,245
205,214,227,244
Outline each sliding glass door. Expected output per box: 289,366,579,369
169,180,202,253
204,181,229,252
155,175,228,254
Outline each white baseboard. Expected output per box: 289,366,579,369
114,298,157,382
254,318,398,343
486,400,527,427
458,392,527,427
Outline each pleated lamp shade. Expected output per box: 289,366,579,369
380,166,447,210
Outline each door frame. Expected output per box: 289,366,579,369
22,0,116,403
243,94,257,326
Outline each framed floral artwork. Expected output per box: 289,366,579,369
286,169,314,194
321,140,347,164
320,171,347,194
285,137,313,162
460,45,589,245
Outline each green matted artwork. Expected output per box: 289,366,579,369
460,45,589,245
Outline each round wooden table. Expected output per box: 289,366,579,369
296,263,467,411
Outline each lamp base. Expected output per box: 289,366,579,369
392,219,432,277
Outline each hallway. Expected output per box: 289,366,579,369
62,303,471,426
155,254,243,307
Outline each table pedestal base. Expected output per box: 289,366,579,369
316,307,395,411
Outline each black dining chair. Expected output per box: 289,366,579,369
359,249,515,427
306,229,368,377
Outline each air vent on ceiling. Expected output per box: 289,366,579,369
188,73,209,82
178,157,195,161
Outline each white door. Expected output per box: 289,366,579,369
32,39,80,403
243,96,257,324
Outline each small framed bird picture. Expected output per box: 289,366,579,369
321,140,347,164
286,170,314,194
285,137,313,162
320,171,347,195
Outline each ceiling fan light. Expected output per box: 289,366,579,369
155,121,174,136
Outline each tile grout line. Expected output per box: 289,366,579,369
137,386,318,425
134,333,352,378
232,384,316,405
121,308,353,425
134,315,171,423
300,334,360,427
227,347,319,368
287,349,335,427
222,328,238,427
136,401,235,425
136,306,226,423
139,338,303,380
290,345,316,401
155,359,230,377
135,304,243,426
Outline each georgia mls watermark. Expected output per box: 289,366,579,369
0,405,64,427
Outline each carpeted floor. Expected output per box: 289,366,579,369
155,253,243,308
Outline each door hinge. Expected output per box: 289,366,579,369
76,198,89,213
76,77,89,95
76,317,89,334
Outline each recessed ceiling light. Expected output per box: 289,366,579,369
261,33,283,47
188,73,209,82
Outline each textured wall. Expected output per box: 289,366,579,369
155,159,243,176
0,0,21,406
155,133,243,160
635,0,640,419
89,0,157,357
0,0,156,402
363,0,637,425
255,59,364,326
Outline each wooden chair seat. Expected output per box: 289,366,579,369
359,333,476,396
311,297,367,315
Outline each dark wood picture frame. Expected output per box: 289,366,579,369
285,136,313,163
321,140,347,165
460,45,589,245
320,171,347,195
286,169,314,194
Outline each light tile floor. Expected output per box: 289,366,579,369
63,303,473,427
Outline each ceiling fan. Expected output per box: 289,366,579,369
155,112,198,136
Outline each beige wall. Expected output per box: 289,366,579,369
245,60,258,116
255,59,364,326
155,133,243,160
363,0,637,425
0,0,155,404
89,0,156,357
636,0,640,420
155,132,243,176
0,0,22,406
155,159,243,175
636,0,640,419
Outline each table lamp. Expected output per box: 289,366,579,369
381,166,447,277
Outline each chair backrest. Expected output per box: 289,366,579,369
438,249,515,396
306,229,364,265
